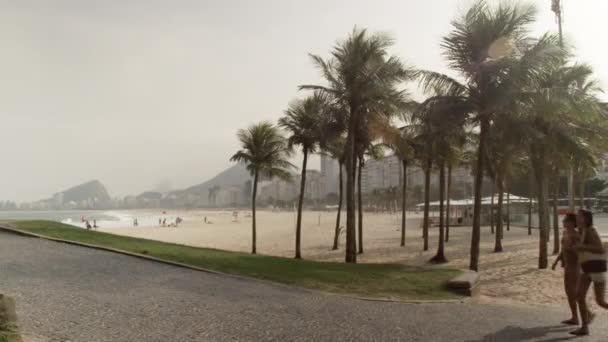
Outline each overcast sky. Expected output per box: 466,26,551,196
2,0,606,202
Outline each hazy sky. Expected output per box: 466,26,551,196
2,0,607,202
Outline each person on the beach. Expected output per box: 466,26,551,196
93,219,97,229
571,209,608,336
551,213,582,325
85,220,92,230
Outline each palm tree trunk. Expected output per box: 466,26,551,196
295,149,308,259
251,171,259,254
332,162,343,250
579,177,585,209
357,157,364,254
494,175,504,253
528,196,533,235
490,182,495,234
552,172,560,255
344,110,357,263
431,162,447,263
401,160,407,247
470,117,489,272
423,155,432,251
445,164,452,243
568,167,575,211
528,171,534,236
532,148,549,269
506,187,511,232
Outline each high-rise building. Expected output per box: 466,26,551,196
360,155,402,193
320,155,340,196
52,192,64,209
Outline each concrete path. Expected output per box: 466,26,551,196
0,232,606,342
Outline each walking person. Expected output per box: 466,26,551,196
551,213,583,325
571,209,608,336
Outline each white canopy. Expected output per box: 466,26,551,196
416,194,534,208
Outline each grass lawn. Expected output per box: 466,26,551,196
9,220,462,301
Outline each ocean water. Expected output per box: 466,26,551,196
0,210,188,229
0,210,127,227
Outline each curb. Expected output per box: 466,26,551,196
0,224,466,305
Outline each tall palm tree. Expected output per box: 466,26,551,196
386,124,416,247
419,0,564,271
416,96,468,263
279,94,327,259
356,119,387,254
301,28,413,263
322,138,346,250
485,113,528,253
230,122,294,254
522,63,606,269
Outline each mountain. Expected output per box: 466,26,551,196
58,180,112,204
170,164,252,207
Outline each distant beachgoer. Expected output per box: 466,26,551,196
204,216,207,223
133,218,139,227
93,219,97,229
552,213,584,325
570,209,608,336
162,218,167,227
85,220,92,230
158,218,162,226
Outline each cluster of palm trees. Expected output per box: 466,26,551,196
231,0,608,270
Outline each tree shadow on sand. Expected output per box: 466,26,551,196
465,325,583,342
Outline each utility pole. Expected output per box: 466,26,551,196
552,0,564,47
552,0,575,211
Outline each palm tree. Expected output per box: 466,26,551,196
279,94,327,259
419,97,468,263
355,122,386,254
323,138,346,250
386,124,416,247
419,1,564,271
230,122,294,254
522,63,606,269
485,113,528,253
302,28,413,263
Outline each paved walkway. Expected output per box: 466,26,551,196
0,232,606,342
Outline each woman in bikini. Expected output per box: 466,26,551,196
551,213,582,325
571,209,608,336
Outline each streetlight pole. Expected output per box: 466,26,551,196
552,0,564,47
552,0,574,211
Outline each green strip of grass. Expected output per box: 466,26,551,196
10,220,461,300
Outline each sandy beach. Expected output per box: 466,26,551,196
99,209,607,312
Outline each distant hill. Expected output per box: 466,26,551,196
170,164,251,206
59,180,112,204
173,164,250,196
